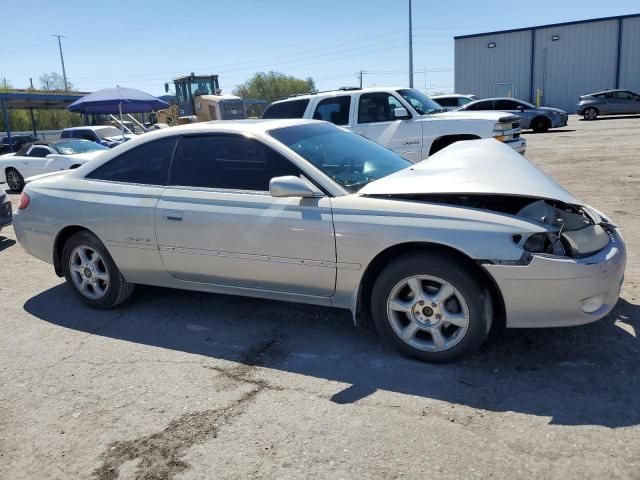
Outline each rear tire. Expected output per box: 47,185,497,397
6,168,24,192
62,231,134,309
371,253,490,363
583,107,598,120
531,116,550,133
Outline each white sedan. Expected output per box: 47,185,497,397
0,139,108,191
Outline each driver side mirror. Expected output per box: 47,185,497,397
517,105,525,111
269,176,322,198
393,107,410,119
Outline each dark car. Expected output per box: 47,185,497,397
576,89,640,120
0,184,12,232
0,135,39,154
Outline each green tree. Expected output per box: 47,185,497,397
234,71,316,117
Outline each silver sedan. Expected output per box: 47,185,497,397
458,98,568,132
13,120,626,362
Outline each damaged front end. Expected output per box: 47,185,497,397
374,192,625,328
381,193,615,263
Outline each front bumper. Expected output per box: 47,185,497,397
483,228,626,328
552,114,568,127
504,136,526,155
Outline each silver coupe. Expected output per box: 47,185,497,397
13,120,626,362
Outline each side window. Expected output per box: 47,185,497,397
611,91,634,100
86,137,176,185
60,130,71,139
472,100,494,110
28,147,52,158
170,134,300,191
79,130,97,141
358,93,403,123
495,99,520,110
312,96,351,125
261,99,310,119
435,97,455,107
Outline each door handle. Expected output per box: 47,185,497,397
164,211,183,222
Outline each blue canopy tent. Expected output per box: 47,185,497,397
67,86,169,140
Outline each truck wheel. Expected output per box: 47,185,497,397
62,231,135,309
371,253,490,363
583,107,598,120
531,116,550,133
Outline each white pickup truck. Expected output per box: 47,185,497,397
262,87,525,162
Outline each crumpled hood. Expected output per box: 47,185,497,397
359,138,581,205
430,110,518,123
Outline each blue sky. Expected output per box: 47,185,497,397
1,0,638,96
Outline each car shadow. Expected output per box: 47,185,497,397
522,129,576,135
24,284,640,428
0,236,16,251
580,115,640,121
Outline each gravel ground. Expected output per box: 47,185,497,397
1,115,639,479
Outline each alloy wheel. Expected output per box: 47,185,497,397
6,170,22,191
69,245,110,299
386,275,469,352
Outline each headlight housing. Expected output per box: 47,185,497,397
513,232,565,256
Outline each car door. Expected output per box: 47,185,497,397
493,99,533,129
351,92,422,163
608,91,640,114
155,133,336,297
18,146,54,178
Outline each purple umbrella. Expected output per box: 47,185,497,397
67,87,170,140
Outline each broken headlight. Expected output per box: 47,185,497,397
513,232,565,255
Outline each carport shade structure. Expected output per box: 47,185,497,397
67,86,169,140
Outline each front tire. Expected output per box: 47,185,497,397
583,107,598,120
62,231,134,309
6,168,24,192
531,116,550,133
371,253,490,362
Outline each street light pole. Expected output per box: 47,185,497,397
52,34,68,91
408,0,414,88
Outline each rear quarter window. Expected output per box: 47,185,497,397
262,99,310,119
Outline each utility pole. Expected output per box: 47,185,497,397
358,70,363,88
408,0,414,88
52,34,68,91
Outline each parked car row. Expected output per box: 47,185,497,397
433,88,640,124
261,87,525,162
11,119,626,363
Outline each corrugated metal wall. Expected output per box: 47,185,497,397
532,20,618,111
455,31,532,101
620,16,640,92
454,15,640,113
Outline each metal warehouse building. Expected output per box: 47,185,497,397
454,14,640,112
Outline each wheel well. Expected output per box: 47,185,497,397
429,134,480,156
53,226,92,277
533,115,550,125
355,242,505,331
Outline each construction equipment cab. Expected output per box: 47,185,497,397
166,73,247,123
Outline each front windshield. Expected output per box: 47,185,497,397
95,127,124,139
53,140,109,155
397,88,446,114
269,123,411,193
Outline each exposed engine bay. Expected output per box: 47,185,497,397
373,193,613,259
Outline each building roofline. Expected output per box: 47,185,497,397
454,13,640,39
